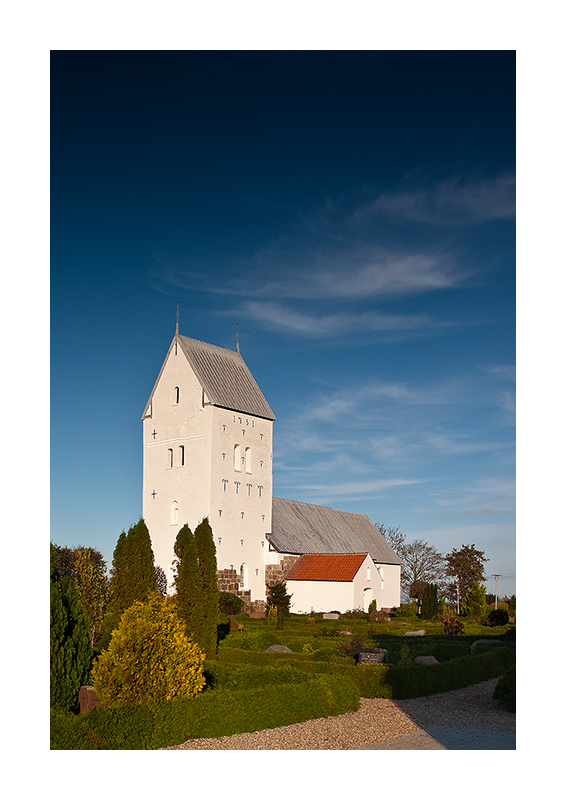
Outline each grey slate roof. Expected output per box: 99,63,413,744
269,497,403,566
177,336,275,420
144,335,275,420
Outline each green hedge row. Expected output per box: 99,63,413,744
208,653,391,699
50,674,360,750
386,646,515,699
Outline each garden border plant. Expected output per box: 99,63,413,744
50,673,360,750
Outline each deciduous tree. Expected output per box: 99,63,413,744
74,547,107,646
445,544,488,600
380,526,446,601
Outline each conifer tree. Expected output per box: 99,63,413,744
173,523,199,638
50,544,91,711
194,517,219,656
173,518,219,657
108,519,156,612
421,583,439,620
461,581,488,619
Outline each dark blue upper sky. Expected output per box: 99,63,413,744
51,50,515,596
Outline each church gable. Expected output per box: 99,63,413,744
177,336,276,421
142,335,275,421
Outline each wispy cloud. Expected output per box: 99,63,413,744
154,174,514,301
160,250,467,301
240,301,440,337
300,478,423,496
354,174,515,227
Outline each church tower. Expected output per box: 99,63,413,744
142,331,276,600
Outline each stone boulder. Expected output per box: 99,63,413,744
413,655,439,665
404,629,426,636
265,644,293,653
470,639,502,652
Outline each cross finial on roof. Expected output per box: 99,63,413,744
176,302,179,335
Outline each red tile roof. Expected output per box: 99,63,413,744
285,552,369,582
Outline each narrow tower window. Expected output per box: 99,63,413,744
178,445,185,466
245,447,251,473
234,444,241,471
171,502,179,526
167,448,174,468
174,386,180,404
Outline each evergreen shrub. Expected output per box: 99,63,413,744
50,675,360,750
395,604,418,618
493,666,515,712
486,609,510,627
386,646,515,699
91,592,205,707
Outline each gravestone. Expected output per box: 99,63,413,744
470,639,502,651
404,629,426,636
357,648,389,664
414,655,439,665
265,644,293,653
323,613,340,620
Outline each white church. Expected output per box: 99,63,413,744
142,327,402,614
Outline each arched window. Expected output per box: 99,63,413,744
234,444,241,471
167,448,174,468
178,445,185,466
245,447,251,473
174,386,180,404
240,563,248,589
171,501,179,526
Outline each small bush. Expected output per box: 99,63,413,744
219,592,244,616
91,592,205,707
485,609,510,627
395,604,418,618
342,608,369,620
493,666,515,712
443,616,464,637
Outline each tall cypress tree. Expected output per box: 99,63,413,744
129,518,157,600
50,544,91,711
194,517,219,657
174,524,199,639
108,519,156,613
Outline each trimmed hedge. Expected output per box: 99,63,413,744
206,654,391,699
50,674,360,750
386,646,515,699
493,666,515,712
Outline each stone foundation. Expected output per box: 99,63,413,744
265,555,299,585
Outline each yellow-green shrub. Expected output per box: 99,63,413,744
91,592,205,707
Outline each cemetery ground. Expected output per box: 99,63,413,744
51,610,516,750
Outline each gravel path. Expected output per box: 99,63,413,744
162,679,513,750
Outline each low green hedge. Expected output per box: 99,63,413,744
493,666,515,712
207,654,391,699
50,674,360,750
386,646,515,699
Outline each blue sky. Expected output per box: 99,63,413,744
50,51,516,597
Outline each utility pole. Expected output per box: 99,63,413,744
492,574,501,609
